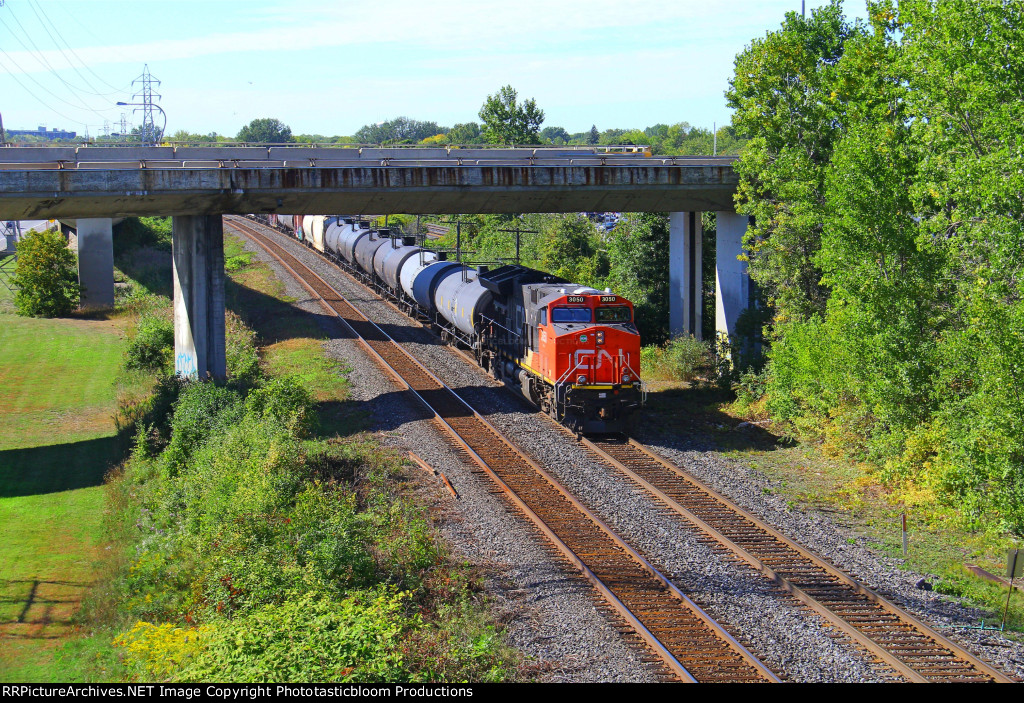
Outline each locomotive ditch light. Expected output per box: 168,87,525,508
576,375,587,385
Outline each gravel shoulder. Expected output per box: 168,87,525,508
231,225,661,683
637,431,1024,681
232,221,1023,682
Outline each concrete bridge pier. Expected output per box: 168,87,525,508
714,211,753,345
669,211,752,345
172,215,226,381
76,218,114,309
669,211,703,339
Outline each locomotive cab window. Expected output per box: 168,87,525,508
551,307,592,323
595,306,631,323
540,308,547,325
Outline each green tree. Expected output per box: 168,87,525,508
129,124,164,144
354,117,447,145
168,129,220,145
540,126,570,145
898,0,1024,533
726,0,863,322
447,122,483,144
587,125,599,145
606,214,671,344
733,0,1024,534
539,215,605,285
237,118,293,143
478,86,544,145
12,228,80,317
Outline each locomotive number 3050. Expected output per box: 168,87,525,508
566,295,586,303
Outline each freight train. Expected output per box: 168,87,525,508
263,214,643,433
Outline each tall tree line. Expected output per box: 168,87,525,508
729,0,1024,534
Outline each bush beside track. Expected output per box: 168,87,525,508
68,218,516,683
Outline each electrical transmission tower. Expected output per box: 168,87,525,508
130,65,162,145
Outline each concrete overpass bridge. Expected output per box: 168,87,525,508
0,145,750,380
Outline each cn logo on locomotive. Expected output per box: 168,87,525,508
574,348,615,369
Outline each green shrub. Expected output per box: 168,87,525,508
735,366,769,404
245,376,316,437
200,483,375,613
176,416,306,542
117,586,512,683
12,228,80,316
114,217,172,251
640,335,712,382
105,295,515,682
125,314,174,371
162,383,244,477
225,311,262,388
224,251,253,271
119,589,414,683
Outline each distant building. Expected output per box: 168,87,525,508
8,126,78,140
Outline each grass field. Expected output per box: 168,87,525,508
0,311,131,681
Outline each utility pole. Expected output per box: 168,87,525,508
130,64,162,145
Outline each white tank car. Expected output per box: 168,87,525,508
337,223,370,264
324,220,352,256
302,215,327,252
433,266,494,337
354,231,389,274
378,243,421,291
275,214,295,234
399,249,438,300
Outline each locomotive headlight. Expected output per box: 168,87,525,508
576,375,587,385
622,373,631,384
596,331,605,345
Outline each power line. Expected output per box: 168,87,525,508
0,55,88,126
0,42,117,121
0,12,120,116
26,0,130,95
16,1,121,98
0,3,127,128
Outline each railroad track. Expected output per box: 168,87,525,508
579,435,1015,683
226,215,778,683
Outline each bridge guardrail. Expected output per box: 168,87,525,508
0,146,737,171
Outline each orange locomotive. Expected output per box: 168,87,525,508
476,265,643,434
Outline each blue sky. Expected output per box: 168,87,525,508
0,0,866,139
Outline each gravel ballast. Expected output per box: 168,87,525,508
231,221,1022,682
232,225,661,682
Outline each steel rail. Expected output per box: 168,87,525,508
226,216,778,683
581,436,1015,684
231,215,1013,683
